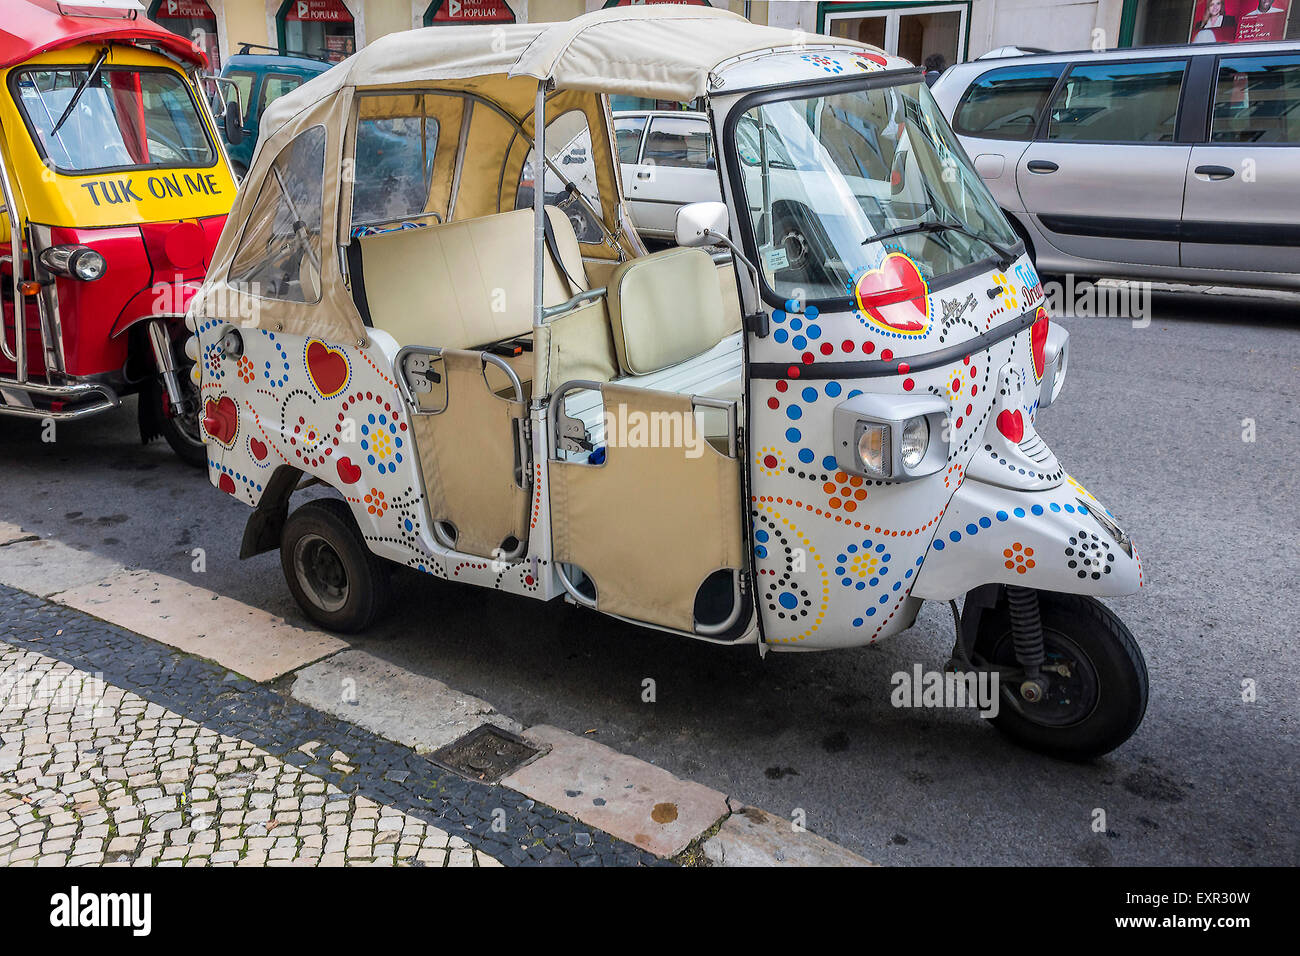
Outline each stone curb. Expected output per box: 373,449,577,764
0,521,873,866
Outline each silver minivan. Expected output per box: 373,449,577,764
931,41,1300,290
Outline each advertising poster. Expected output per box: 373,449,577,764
1189,0,1291,43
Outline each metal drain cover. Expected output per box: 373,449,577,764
432,724,540,783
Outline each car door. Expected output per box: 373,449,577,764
613,113,648,228
944,61,1066,213
626,115,721,238
1016,57,1194,267
1181,50,1300,276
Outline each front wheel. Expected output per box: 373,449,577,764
280,498,390,633
972,592,1147,761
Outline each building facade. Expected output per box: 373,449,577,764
155,0,1300,74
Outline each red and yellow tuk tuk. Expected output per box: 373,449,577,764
0,0,236,462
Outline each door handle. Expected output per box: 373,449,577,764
1194,164,1235,180
636,169,652,180
1026,160,1058,174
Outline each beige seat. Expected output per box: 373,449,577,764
605,247,732,376
354,206,586,350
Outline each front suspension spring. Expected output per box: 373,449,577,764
1006,586,1045,673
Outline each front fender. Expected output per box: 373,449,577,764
912,474,1143,600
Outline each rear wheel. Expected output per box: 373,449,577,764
281,498,390,633
972,591,1147,760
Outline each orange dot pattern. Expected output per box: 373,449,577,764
1003,542,1035,574
823,471,868,513
365,488,387,517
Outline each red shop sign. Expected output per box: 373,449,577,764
429,0,516,23
157,0,216,19
286,0,353,23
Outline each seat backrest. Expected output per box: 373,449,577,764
605,247,729,376
354,206,586,349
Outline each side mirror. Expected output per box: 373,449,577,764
223,101,244,146
674,200,729,248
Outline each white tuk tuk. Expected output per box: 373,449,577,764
190,6,1148,759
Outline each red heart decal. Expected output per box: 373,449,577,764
249,437,267,461
853,253,930,336
1030,307,1049,383
996,409,1024,443
218,473,236,495
336,456,361,484
305,339,351,398
856,52,889,68
202,395,238,446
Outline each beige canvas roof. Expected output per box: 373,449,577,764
261,5,863,138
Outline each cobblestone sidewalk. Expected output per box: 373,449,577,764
0,584,660,867
0,644,497,867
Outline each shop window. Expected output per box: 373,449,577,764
279,0,355,63
1047,60,1186,143
953,64,1065,140
1211,52,1300,143
230,126,327,302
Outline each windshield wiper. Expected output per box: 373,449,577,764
863,219,1019,269
50,48,108,137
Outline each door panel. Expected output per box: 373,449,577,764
1181,52,1300,274
1018,58,1192,266
626,116,721,238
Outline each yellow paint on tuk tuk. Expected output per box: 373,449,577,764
0,44,236,231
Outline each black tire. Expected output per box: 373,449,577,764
280,498,390,633
160,379,208,467
972,591,1148,761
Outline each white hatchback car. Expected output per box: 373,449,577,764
613,110,721,240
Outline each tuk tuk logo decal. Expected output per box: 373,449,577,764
852,253,932,338
202,395,238,447
304,339,352,398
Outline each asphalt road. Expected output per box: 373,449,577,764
2,287,1297,866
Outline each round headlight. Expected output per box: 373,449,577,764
901,416,929,469
70,248,106,281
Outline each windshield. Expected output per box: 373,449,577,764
731,79,1019,304
14,67,215,173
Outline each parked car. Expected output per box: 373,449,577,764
211,45,331,177
613,110,721,240
930,40,1300,290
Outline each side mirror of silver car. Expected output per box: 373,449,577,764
675,201,729,248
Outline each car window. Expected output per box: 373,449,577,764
229,125,326,302
614,115,646,163
953,63,1065,140
1047,59,1186,143
351,114,439,226
1211,53,1300,145
643,116,713,169
258,73,302,114
223,69,255,113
